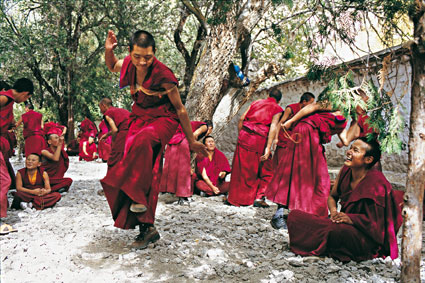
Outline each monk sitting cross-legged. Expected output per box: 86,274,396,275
11,153,61,210
41,133,73,193
287,137,403,262
79,135,97,161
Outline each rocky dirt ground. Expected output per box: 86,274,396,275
1,156,424,282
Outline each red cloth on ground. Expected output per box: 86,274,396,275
101,55,179,228
266,112,347,217
227,97,283,206
159,121,206,197
66,139,79,156
98,120,112,161
287,166,403,262
103,107,130,168
22,110,46,156
79,141,97,161
0,152,11,217
13,167,61,210
41,147,73,192
80,118,98,141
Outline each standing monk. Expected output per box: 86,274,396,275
16,103,46,157
100,30,207,249
159,120,212,205
98,97,130,168
41,133,73,193
98,119,112,162
287,138,402,262
227,89,283,207
0,78,33,222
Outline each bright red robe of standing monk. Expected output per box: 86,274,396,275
103,106,130,168
159,121,205,197
287,165,402,262
266,112,347,217
101,55,179,229
227,97,283,206
273,103,300,168
22,109,46,156
98,120,112,161
41,147,73,192
80,118,98,141
194,148,231,196
79,141,97,161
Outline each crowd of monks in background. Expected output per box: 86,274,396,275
0,29,408,263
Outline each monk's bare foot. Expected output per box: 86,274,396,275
131,226,160,249
130,203,147,213
253,199,270,208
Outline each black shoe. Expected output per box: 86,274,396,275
57,187,67,194
270,215,287,230
253,199,270,208
131,227,160,249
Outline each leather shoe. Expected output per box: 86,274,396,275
253,199,270,208
131,227,160,249
130,203,147,213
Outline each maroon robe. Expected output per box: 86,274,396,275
80,118,98,142
287,166,402,262
79,141,97,161
66,139,79,156
44,122,65,137
194,148,231,196
22,110,46,156
266,112,347,217
227,97,283,206
41,147,73,192
0,152,11,217
103,106,130,168
98,120,112,161
159,121,206,197
101,55,179,228
273,103,301,168
12,167,61,210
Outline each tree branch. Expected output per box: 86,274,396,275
181,0,207,30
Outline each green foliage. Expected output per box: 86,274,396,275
207,1,233,26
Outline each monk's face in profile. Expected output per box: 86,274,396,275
204,137,216,152
88,136,95,144
129,45,155,71
26,154,41,170
344,139,373,168
301,98,314,109
99,103,107,114
48,134,60,147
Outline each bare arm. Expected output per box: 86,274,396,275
328,167,343,218
166,83,208,157
15,117,23,128
283,102,333,129
105,30,123,73
201,168,219,194
41,137,64,162
40,171,52,196
61,126,67,137
16,172,41,196
193,125,207,140
0,95,9,107
238,106,250,132
337,121,360,147
100,116,118,141
260,112,282,161
274,107,293,143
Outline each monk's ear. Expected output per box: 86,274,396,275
364,155,373,166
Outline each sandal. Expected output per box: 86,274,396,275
0,224,18,235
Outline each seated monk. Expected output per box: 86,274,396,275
79,135,97,161
41,133,73,193
287,137,403,262
194,136,231,196
66,137,80,156
11,153,61,210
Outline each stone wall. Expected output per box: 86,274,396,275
211,50,411,176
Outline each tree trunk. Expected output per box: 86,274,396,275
401,2,425,282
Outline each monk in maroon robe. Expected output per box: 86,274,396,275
160,120,212,204
97,120,112,162
266,101,347,228
227,89,283,207
43,121,66,137
100,30,207,249
79,136,97,161
16,103,46,157
287,138,402,262
12,153,61,210
98,97,130,168
41,133,73,193
80,116,98,142
0,78,33,220
66,137,80,156
194,136,231,196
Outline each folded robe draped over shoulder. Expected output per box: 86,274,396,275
22,110,46,156
12,167,61,210
227,97,283,206
287,166,403,262
103,107,130,168
41,147,73,192
101,55,179,229
266,112,347,217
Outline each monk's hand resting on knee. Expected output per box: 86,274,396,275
189,141,208,157
331,212,353,224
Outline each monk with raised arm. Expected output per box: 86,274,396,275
100,30,208,249
287,138,402,262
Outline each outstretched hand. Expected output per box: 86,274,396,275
189,141,208,157
105,30,118,51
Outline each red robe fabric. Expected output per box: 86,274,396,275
22,110,46,156
80,118,98,142
287,166,403,262
103,106,130,168
159,121,206,197
101,55,179,228
266,112,347,217
273,103,301,168
227,97,283,206
66,139,79,156
98,120,112,161
194,148,231,196
44,122,65,137
41,147,73,192
79,141,97,161
12,167,61,210
0,152,11,217
0,90,15,160
357,114,376,138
